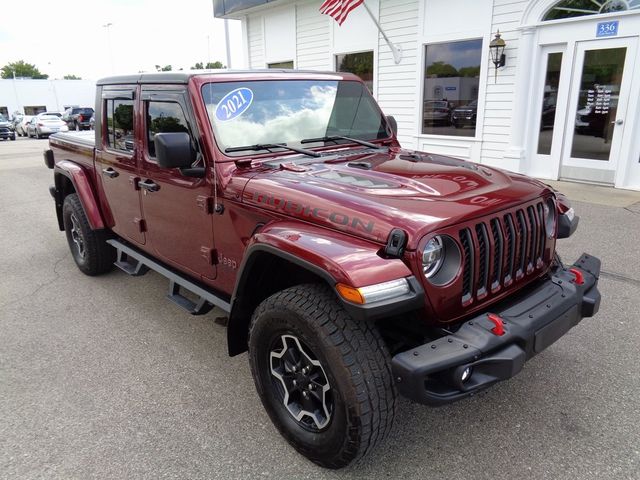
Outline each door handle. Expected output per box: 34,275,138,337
102,167,119,178
139,179,160,193
610,119,624,125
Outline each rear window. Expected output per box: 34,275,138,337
39,115,59,120
73,108,94,114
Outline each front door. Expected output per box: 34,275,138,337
138,88,216,280
560,37,637,184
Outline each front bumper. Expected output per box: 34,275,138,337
392,253,601,405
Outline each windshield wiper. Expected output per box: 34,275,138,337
300,135,382,149
225,143,321,158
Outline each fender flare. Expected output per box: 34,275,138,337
226,222,422,356
54,160,105,230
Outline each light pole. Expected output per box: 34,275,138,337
48,62,61,111
224,20,231,69
102,22,115,74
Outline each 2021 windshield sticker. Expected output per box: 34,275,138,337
215,87,253,122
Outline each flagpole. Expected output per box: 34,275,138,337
361,2,402,64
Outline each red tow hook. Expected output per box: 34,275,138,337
487,313,505,336
569,268,585,285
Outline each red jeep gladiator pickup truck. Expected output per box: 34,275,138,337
44,70,601,468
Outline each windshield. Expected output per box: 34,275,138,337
201,80,389,156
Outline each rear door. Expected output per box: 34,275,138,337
137,86,216,279
95,85,146,244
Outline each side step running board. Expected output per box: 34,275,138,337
107,239,231,316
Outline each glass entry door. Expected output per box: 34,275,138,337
560,37,637,184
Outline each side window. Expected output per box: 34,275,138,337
105,99,134,152
145,101,191,157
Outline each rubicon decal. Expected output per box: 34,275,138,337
251,192,375,234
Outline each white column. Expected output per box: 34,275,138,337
503,26,537,173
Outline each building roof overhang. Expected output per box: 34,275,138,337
213,0,293,19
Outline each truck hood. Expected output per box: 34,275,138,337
242,147,553,249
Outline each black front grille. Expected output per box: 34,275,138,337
458,201,546,306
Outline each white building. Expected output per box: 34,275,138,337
214,0,640,190
0,79,95,117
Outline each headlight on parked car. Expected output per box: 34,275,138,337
543,197,557,238
422,236,444,278
421,235,461,286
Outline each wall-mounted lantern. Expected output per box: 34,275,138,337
489,31,506,81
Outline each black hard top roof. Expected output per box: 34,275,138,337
96,69,352,86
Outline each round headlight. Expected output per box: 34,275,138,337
543,197,556,238
422,236,444,278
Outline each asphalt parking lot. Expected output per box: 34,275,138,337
1,136,639,479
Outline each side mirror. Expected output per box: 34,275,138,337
154,132,196,169
386,115,398,136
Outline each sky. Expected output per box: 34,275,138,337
0,0,244,80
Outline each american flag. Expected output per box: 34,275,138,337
319,0,365,25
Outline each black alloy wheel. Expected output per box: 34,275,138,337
62,194,115,276
249,284,396,469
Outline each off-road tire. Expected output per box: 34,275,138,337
62,194,115,276
248,284,397,469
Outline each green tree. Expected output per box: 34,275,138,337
457,66,481,78
338,53,372,77
151,115,188,134
1,60,48,79
114,104,134,132
426,61,458,77
155,64,172,72
63,74,82,80
191,61,225,69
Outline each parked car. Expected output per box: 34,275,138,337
423,100,453,126
15,115,33,137
62,107,94,131
0,114,16,141
44,71,599,469
451,100,478,128
27,114,69,139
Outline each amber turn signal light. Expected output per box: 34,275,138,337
336,283,365,304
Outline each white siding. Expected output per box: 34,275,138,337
479,0,529,166
295,1,331,70
247,16,264,68
376,0,420,147
264,7,297,64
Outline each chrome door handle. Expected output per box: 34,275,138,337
102,167,119,178
139,179,160,193
610,119,624,125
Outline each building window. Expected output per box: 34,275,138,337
336,51,374,92
267,61,294,69
543,0,640,21
537,52,563,155
24,106,47,115
145,101,191,157
105,99,134,152
422,39,482,137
